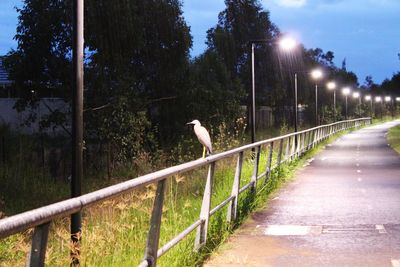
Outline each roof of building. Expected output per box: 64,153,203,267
0,57,13,86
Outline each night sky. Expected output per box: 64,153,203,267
183,0,400,84
1,0,399,84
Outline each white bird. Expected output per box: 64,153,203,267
187,120,213,158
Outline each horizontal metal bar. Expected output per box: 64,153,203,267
257,171,267,180
0,198,81,239
157,219,202,258
239,181,254,194
210,195,235,216
0,118,370,240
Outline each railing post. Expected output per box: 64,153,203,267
227,152,243,223
27,222,51,267
284,138,290,161
142,179,167,267
319,128,323,142
312,130,317,147
277,139,284,166
195,162,215,250
318,128,322,142
265,142,274,184
307,130,313,149
296,133,301,156
250,146,261,193
291,135,296,159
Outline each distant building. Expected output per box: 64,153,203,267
0,56,13,97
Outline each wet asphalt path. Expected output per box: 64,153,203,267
205,121,400,267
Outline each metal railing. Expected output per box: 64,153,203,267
0,118,371,266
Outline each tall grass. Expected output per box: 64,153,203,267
388,124,400,154
0,121,372,266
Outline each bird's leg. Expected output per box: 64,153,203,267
202,146,206,158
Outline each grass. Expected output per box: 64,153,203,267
0,120,373,266
388,123,400,154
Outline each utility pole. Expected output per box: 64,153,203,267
71,0,84,265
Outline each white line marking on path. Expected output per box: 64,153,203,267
391,259,400,267
264,225,322,236
376,225,387,234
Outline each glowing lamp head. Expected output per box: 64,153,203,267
327,81,336,90
385,96,391,102
365,95,371,101
342,87,351,96
311,69,323,80
375,96,382,102
352,92,360,98
279,36,297,51
396,97,400,102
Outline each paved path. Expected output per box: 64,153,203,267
205,121,400,267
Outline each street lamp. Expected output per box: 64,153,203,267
278,36,299,132
327,81,336,121
365,95,373,119
352,92,361,117
250,36,297,144
278,36,297,51
385,96,392,118
311,69,323,125
342,87,351,120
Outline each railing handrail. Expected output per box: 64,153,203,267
0,117,369,238
0,118,371,266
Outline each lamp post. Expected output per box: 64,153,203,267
71,0,84,264
342,87,351,120
375,96,382,119
294,73,298,132
396,97,400,116
352,92,361,117
251,42,256,144
385,96,392,118
365,95,372,119
311,69,323,125
249,36,296,144
327,81,336,121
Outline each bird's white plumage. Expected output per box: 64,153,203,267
188,120,213,154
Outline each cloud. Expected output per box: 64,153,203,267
275,0,307,8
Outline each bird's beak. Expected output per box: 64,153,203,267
186,122,194,125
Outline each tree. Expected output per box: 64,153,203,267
205,0,281,125
185,50,244,128
306,48,335,67
5,0,193,161
84,0,192,145
4,0,72,128
380,72,400,95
